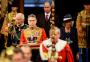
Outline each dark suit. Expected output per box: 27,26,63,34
37,13,59,38
37,14,51,38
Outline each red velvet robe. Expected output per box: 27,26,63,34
40,38,74,62
20,27,47,46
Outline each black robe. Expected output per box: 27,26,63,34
60,27,78,61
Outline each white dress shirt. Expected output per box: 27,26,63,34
45,12,51,19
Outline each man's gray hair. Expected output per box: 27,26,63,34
28,14,37,21
15,13,25,20
49,26,60,34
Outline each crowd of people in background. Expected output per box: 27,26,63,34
0,0,90,62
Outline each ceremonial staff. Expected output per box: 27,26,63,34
50,0,55,28
49,0,58,62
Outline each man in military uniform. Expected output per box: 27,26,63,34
0,3,19,48
76,0,90,62
20,14,47,45
20,14,47,62
8,13,28,47
1,3,18,32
